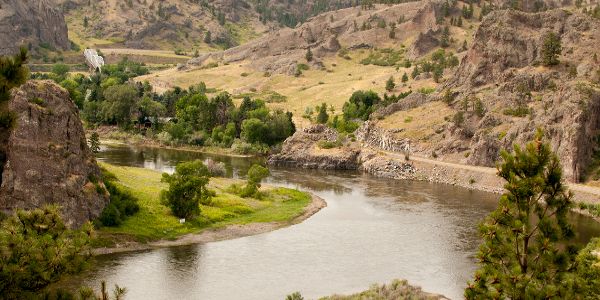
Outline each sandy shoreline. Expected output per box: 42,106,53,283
92,193,327,255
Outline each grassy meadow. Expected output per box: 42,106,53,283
94,163,312,247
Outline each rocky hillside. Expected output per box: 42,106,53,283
0,0,70,55
0,80,109,227
59,0,357,51
359,8,600,182
183,1,445,74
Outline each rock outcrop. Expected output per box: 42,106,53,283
0,80,109,227
183,1,445,74
268,125,361,169
0,0,70,55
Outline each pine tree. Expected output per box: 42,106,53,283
389,23,396,39
401,72,408,83
541,32,561,66
204,31,212,44
411,65,420,79
465,131,577,299
386,76,395,92
440,26,450,48
316,102,329,124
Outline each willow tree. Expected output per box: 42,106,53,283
465,130,577,299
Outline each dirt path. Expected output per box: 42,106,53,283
380,149,600,197
92,194,327,256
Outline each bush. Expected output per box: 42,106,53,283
240,164,270,198
205,158,226,177
97,170,140,227
503,106,530,117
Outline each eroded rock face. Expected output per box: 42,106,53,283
0,0,69,55
0,80,109,227
268,124,361,169
183,1,445,74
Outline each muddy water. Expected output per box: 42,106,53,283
69,144,600,299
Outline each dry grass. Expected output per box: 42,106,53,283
378,101,453,143
137,50,438,127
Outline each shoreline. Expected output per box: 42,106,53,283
361,149,600,222
92,193,326,255
99,138,256,158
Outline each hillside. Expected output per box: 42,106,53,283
58,0,358,52
138,0,474,126
359,8,600,183
0,0,70,55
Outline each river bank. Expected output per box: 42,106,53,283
93,193,326,255
93,163,326,255
92,126,255,158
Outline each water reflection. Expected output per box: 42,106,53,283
71,144,600,300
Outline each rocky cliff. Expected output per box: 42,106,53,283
358,9,600,182
268,125,362,169
0,0,70,55
0,80,109,227
183,1,444,74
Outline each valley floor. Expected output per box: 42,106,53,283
92,163,325,255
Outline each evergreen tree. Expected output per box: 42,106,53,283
465,131,577,299
389,23,396,39
316,102,329,124
0,206,93,297
401,72,408,83
386,76,395,92
440,26,450,48
305,47,313,62
411,65,420,79
541,32,561,66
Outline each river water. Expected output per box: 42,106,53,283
67,144,600,300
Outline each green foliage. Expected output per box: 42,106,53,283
286,292,304,300
385,76,395,92
0,206,93,297
101,84,138,127
240,164,270,198
316,102,329,124
97,169,140,227
342,90,381,121
160,160,211,218
503,106,530,117
465,131,577,299
0,48,29,104
542,32,562,66
89,132,101,153
401,72,408,83
51,63,70,78
360,48,404,66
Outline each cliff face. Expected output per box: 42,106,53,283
0,80,109,227
183,1,443,74
0,0,70,55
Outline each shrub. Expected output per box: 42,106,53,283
240,164,270,198
205,158,226,177
503,106,530,117
97,170,140,227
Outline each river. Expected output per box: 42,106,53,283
66,144,600,300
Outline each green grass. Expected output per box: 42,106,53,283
95,163,312,246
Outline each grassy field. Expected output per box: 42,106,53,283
95,163,312,246
136,49,438,127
